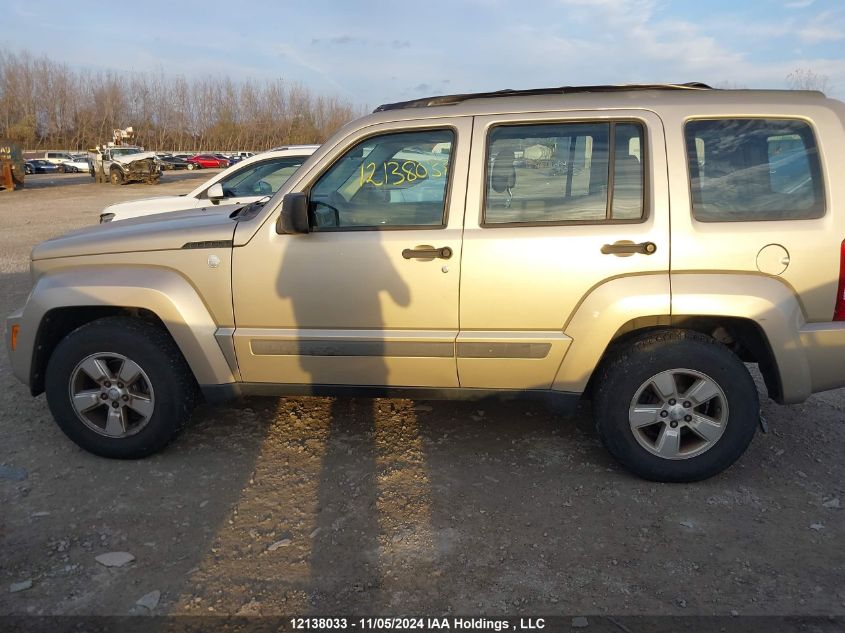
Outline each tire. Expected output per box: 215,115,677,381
593,329,759,482
110,169,123,185
187,163,196,170
45,317,197,459
25,165,32,175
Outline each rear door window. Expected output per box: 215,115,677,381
483,121,645,225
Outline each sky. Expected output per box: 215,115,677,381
3,0,845,107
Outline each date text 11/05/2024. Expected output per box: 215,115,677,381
290,617,547,630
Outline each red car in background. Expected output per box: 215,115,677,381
186,154,230,170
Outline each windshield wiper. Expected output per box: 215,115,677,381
231,195,272,219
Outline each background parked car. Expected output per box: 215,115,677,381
43,151,74,165
59,157,90,173
229,151,254,162
186,154,229,169
157,156,190,170
25,159,59,174
226,153,248,164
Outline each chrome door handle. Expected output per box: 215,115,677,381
601,241,657,256
402,245,453,259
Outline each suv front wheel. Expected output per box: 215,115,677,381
45,317,196,458
593,329,759,482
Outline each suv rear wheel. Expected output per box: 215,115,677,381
45,317,196,458
593,329,759,482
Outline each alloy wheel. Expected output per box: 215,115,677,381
628,368,728,460
68,353,155,438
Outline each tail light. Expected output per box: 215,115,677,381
835,240,845,321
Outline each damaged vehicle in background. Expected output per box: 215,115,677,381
99,145,318,222
89,145,161,185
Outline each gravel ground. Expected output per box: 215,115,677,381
0,173,843,618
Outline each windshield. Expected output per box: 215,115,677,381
111,148,141,157
218,156,306,197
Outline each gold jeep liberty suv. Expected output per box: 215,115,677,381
7,83,845,481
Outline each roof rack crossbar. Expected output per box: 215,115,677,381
374,82,713,112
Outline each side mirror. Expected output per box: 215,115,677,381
276,192,310,234
254,180,272,195
206,182,225,201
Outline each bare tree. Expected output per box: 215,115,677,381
786,68,830,93
0,48,364,151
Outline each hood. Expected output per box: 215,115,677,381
32,205,240,261
112,151,158,165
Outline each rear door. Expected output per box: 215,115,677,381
459,110,670,390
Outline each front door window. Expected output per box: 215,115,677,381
309,129,454,229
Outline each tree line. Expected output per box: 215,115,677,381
0,49,365,152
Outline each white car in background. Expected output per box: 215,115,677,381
59,157,91,173
99,145,319,222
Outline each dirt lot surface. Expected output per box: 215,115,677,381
0,173,843,618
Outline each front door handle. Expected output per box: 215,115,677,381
402,245,453,260
601,241,657,256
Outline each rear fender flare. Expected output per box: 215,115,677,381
553,274,671,392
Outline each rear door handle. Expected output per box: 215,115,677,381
402,245,453,260
601,241,657,256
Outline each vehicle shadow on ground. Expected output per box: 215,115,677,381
152,395,614,615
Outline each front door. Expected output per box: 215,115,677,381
232,118,471,388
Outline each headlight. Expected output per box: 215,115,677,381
99,213,115,223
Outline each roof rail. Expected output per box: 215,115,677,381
374,83,713,112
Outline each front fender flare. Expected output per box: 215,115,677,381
19,266,237,387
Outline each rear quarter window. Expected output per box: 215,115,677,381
685,118,825,222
